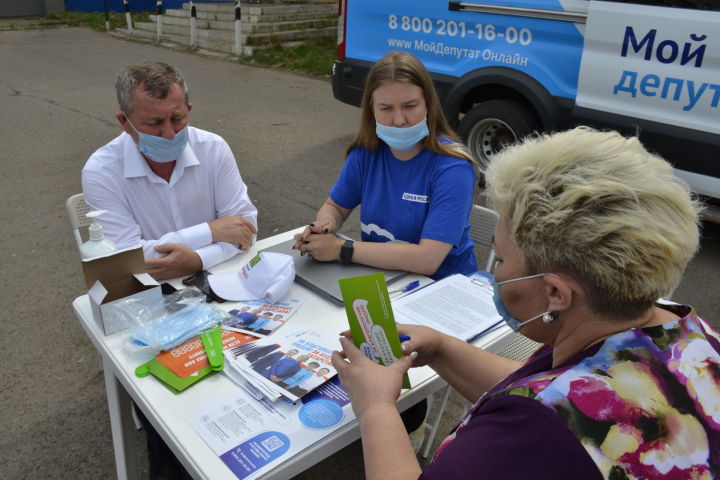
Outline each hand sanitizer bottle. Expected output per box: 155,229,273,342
80,210,118,259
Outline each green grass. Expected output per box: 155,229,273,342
248,36,337,76
43,11,150,30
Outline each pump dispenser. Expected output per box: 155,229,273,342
80,210,118,259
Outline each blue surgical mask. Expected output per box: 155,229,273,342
124,115,189,163
375,117,429,152
490,272,554,332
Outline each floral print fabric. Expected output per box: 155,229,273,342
480,307,720,479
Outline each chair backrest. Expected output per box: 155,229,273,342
469,205,542,359
469,204,499,271
66,193,92,249
496,333,542,362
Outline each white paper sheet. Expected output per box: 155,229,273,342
392,273,502,341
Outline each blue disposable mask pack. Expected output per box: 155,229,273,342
490,272,555,332
375,116,430,152
129,303,225,352
124,115,189,163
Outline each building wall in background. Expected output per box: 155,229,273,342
1,0,65,16
64,0,198,13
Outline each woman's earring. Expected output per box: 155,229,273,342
542,312,555,324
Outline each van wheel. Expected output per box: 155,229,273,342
458,99,540,170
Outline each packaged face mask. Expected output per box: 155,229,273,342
128,303,228,353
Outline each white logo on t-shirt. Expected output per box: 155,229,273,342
402,193,428,203
361,223,409,243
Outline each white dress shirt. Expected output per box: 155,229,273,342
82,127,257,269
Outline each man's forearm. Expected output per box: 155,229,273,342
195,241,242,270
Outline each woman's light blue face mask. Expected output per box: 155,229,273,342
484,271,557,332
375,116,429,152
124,114,189,163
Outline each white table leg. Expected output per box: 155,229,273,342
103,358,139,480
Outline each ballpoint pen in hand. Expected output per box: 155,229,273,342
388,280,421,295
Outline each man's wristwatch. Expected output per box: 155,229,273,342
340,240,354,265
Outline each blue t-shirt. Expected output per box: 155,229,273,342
330,142,477,280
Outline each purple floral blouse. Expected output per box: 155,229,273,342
424,305,720,479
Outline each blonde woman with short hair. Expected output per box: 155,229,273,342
332,127,720,480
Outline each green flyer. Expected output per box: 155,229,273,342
339,273,411,389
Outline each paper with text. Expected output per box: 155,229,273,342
392,273,502,341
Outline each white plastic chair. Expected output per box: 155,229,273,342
421,205,500,457
469,204,500,272
66,193,92,250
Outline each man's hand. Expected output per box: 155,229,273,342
208,216,257,249
145,243,202,280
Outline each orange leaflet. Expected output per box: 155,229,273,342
156,329,258,378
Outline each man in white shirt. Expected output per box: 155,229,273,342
82,61,257,280
255,313,284,335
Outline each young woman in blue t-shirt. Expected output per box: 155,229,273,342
292,51,478,280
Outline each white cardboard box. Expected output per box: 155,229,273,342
82,246,161,335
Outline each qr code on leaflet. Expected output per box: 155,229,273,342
261,435,284,452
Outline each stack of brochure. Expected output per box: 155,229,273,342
224,298,304,337
223,329,338,403
392,272,503,342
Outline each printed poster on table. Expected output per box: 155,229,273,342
225,298,304,337
223,329,337,402
186,377,354,480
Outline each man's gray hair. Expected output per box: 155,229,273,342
115,61,190,114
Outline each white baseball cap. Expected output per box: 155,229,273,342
208,252,295,303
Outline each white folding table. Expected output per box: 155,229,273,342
73,228,514,479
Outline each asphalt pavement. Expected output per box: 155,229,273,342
1,25,718,480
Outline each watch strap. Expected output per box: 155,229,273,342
340,240,354,265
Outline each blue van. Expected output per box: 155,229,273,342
332,0,720,203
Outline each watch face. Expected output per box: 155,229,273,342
341,240,354,264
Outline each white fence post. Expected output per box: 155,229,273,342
103,0,110,31
123,0,133,34
189,1,197,48
156,0,163,43
234,1,242,55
